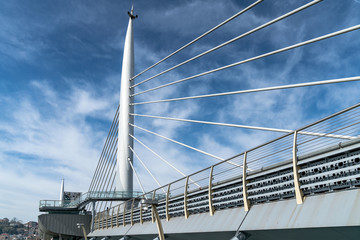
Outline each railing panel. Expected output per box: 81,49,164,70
247,134,293,171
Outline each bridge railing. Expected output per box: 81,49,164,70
39,191,166,210
94,103,360,230
39,200,64,208
39,199,84,208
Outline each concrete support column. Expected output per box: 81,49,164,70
91,201,96,232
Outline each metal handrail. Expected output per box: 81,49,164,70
39,191,166,209
93,102,360,230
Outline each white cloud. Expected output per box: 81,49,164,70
72,89,110,115
0,79,117,221
198,134,237,160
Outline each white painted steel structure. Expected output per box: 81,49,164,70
59,179,64,207
116,9,135,193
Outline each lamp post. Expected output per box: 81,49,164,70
77,223,87,240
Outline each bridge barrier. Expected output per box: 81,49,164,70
93,103,360,230
39,191,165,211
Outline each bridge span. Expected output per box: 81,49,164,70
90,137,360,240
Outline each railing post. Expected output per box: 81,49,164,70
110,207,114,228
208,166,215,216
116,205,120,227
97,215,102,229
131,198,135,226
123,203,126,227
96,214,100,230
292,131,304,204
97,213,100,229
140,200,143,224
94,214,98,230
242,152,250,211
152,191,156,223
101,212,105,230
106,208,110,229
184,176,189,219
166,184,171,221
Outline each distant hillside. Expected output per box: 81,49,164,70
0,218,25,235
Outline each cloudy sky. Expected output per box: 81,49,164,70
0,0,359,222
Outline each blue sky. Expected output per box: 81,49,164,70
0,0,359,222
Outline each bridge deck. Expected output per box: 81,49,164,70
90,138,360,239
91,189,360,240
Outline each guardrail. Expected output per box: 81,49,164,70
39,191,165,209
39,200,65,208
93,103,360,230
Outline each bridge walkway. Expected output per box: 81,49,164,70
89,138,360,239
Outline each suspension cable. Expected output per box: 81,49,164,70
132,114,291,132
130,133,188,176
92,137,118,193
89,106,119,192
131,0,264,83
131,0,322,90
95,146,118,197
127,158,146,194
131,123,246,169
129,133,201,187
131,123,224,160
130,113,356,140
128,145,164,190
132,76,360,105
132,24,360,96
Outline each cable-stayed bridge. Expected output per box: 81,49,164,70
38,1,360,240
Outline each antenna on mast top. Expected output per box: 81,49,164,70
128,4,138,19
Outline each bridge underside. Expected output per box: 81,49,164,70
91,188,360,239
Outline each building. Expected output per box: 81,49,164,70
0,233,10,240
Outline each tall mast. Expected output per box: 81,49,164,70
59,178,64,206
117,7,137,193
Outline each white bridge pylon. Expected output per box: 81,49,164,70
116,8,136,193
